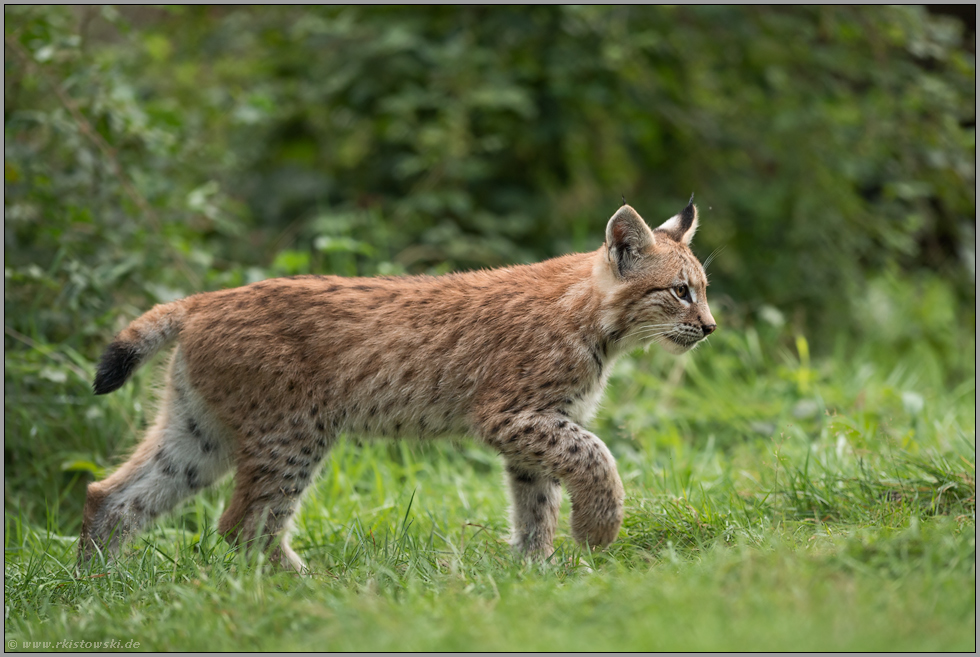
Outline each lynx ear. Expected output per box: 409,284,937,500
656,197,699,246
605,204,655,277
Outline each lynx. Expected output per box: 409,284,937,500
79,200,715,571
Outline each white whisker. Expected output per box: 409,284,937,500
629,328,673,339
702,244,726,271
617,322,678,343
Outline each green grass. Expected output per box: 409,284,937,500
4,325,976,651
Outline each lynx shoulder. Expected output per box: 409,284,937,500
80,201,716,571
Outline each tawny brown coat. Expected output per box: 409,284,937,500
80,203,715,571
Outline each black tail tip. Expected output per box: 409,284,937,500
92,342,140,395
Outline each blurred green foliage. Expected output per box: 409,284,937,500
6,6,975,333
3,6,975,519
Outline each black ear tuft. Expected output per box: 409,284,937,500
654,197,700,246
677,198,696,235
92,341,141,395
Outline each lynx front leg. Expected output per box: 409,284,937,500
479,412,625,552
504,459,562,556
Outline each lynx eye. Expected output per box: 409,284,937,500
675,285,689,300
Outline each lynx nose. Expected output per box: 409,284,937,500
701,323,716,337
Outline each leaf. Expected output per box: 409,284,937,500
314,236,376,257
61,460,106,479
144,34,173,62
38,367,68,384
271,249,311,275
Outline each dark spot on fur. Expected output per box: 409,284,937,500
154,449,179,477
509,467,536,485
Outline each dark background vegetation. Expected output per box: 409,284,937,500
4,6,975,527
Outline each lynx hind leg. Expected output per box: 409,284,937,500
504,459,562,558
218,427,337,573
79,351,234,568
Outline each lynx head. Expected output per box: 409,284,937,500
600,199,716,355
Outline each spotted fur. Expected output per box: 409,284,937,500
79,202,716,571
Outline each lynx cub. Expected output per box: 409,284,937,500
80,201,715,571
